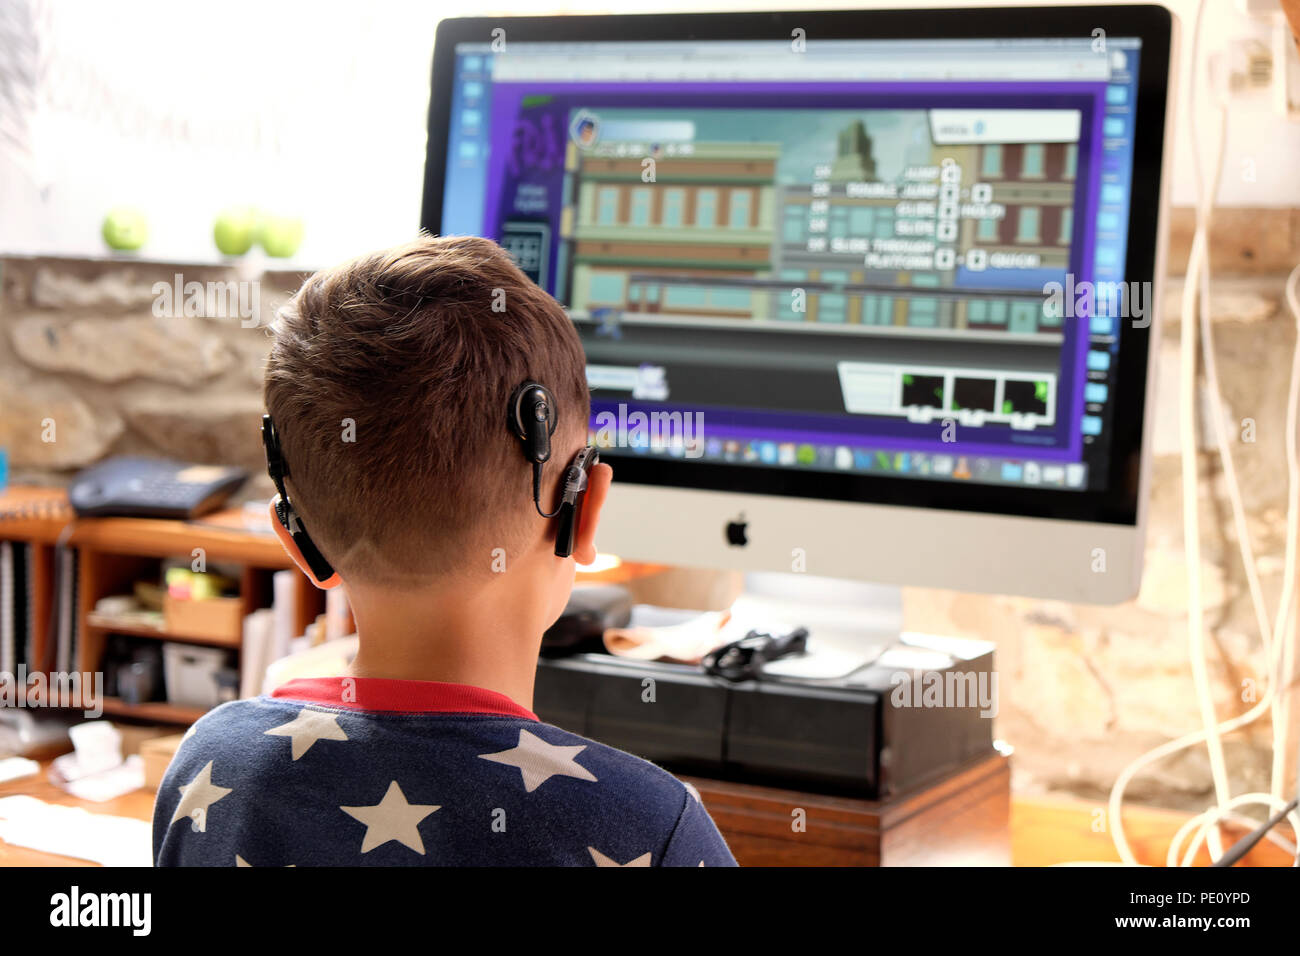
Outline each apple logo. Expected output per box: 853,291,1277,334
725,514,748,547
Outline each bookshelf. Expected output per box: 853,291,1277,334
0,486,321,724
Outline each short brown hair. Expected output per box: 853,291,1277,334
264,235,589,584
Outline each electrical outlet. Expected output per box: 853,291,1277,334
1234,0,1300,118
1220,37,1273,95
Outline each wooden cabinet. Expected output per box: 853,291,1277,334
0,486,321,724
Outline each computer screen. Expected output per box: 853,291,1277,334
422,9,1171,576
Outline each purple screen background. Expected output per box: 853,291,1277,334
479,81,1106,462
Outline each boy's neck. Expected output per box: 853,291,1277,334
342,574,550,712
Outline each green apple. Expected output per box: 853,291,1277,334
213,207,259,256
259,215,304,258
101,208,148,251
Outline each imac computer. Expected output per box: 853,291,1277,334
421,5,1175,605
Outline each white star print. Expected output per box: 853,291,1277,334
478,729,598,793
264,708,349,760
340,781,440,855
588,847,652,867
170,760,232,832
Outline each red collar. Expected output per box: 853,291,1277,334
271,676,539,721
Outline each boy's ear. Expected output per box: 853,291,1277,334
571,462,613,567
267,500,342,589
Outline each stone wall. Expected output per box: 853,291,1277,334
0,255,304,496
2,239,1297,810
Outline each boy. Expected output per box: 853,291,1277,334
152,236,736,867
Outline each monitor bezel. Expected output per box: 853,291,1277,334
421,4,1173,528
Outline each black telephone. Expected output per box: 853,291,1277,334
66,457,248,519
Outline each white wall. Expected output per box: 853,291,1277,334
0,0,1293,267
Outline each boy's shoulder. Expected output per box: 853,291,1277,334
154,696,734,866
168,695,690,804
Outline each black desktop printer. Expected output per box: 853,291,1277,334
534,632,996,799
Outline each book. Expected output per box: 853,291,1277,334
1,541,13,676
271,569,298,663
54,546,79,674
239,608,275,699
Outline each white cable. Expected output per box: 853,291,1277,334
1108,673,1288,864
1111,218,1300,870
1107,0,1300,866
1195,144,1277,696
1177,0,1232,856
1175,265,1300,858
1171,267,1300,861
1168,791,1300,867
1214,811,1297,858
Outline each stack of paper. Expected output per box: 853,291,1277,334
0,795,151,866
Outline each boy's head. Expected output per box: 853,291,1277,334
264,235,605,592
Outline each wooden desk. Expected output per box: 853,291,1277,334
1012,794,1294,867
687,753,1011,866
0,761,156,867
3,755,1286,866
0,756,1007,867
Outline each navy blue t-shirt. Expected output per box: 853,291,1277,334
152,676,737,867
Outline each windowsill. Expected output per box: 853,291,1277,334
0,250,317,275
